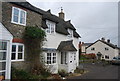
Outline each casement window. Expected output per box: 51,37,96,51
47,52,56,64
11,43,24,61
46,20,55,34
61,52,67,64
105,55,109,59
91,47,95,50
105,47,109,51
11,7,27,26
68,29,73,38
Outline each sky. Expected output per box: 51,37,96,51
26,0,118,45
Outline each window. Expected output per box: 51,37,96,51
61,52,67,64
46,20,55,34
105,55,109,59
11,7,26,25
11,43,24,61
91,47,95,50
74,53,76,60
68,29,73,38
47,52,56,64
105,47,109,51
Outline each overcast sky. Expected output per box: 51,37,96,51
26,0,118,45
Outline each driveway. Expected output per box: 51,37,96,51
69,62,119,79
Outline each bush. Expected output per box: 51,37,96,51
74,68,84,74
58,69,68,77
11,67,51,80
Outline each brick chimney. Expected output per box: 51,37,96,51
58,7,65,20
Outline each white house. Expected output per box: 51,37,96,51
0,23,13,79
42,9,80,73
86,38,120,60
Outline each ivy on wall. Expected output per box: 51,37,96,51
23,26,50,76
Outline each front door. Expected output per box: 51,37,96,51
69,52,75,73
0,41,8,80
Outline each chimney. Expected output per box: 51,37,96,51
58,7,65,20
107,39,110,43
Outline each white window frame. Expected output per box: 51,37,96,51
46,52,56,65
11,7,27,26
68,29,73,38
46,20,56,34
11,43,24,62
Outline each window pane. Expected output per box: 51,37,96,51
12,45,16,52
18,45,23,52
0,42,7,50
0,62,6,70
11,53,16,60
20,11,25,24
53,53,56,56
18,53,22,59
13,8,19,23
53,57,56,63
0,52,6,60
0,72,5,80
14,8,19,16
47,53,51,57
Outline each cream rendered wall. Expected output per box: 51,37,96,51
86,41,117,60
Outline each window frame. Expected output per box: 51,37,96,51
11,7,27,26
46,20,56,34
67,29,73,38
11,43,24,62
46,52,56,65
105,47,109,51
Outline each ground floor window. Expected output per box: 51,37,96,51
61,52,67,64
47,52,56,64
11,43,24,61
105,55,109,59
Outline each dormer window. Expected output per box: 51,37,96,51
68,29,73,38
11,7,27,26
46,20,55,34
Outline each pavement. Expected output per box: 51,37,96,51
69,62,119,79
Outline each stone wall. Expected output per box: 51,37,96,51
2,2,42,38
2,2,43,70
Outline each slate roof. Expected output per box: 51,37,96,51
86,40,120,49
11,2,80,38
57,40,77,51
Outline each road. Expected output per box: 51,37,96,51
69,62,119,79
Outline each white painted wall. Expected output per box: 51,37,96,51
86,41,119,60
0,23,13,79
42,27,79,73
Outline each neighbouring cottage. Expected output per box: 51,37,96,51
79,42,92,54
1,1,80,79
86,38,120,60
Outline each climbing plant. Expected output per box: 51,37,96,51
23,26,50,76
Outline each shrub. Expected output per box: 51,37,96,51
74,68,84,74
58,69,68,77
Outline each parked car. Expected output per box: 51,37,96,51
111,57,120,65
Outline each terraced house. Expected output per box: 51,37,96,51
0,1,80,79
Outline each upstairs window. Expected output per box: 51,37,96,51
68,29,73,38
91,47,95,50
105,47,109,51
46,20,55,34
11,7,26,26
11,43,24,61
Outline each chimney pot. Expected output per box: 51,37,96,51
107,39,110,43
101,37,105,41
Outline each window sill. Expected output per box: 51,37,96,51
11,21,26,26
11,59,24,62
